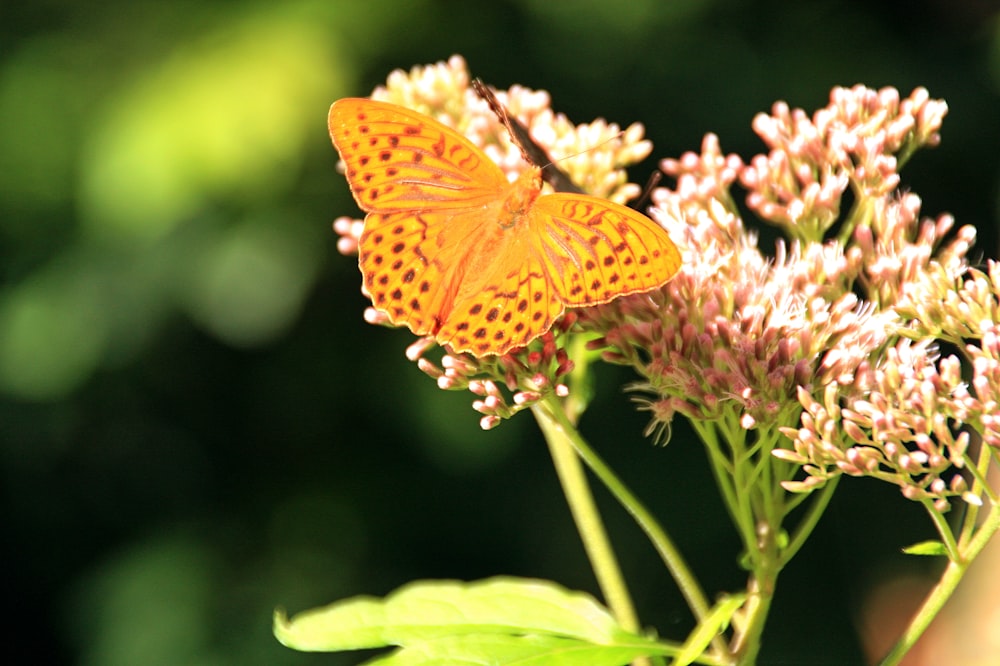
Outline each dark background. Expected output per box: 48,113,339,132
3,1,999,664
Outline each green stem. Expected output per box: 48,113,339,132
836,185,874,248
532,399,641,634
781,476,839,565
692,419,754,551
532,396,726,656
877,498,1000,666
729,565,777,665
722,428,784,665
694,419,833,662
957,444,999,546
922,498,961,561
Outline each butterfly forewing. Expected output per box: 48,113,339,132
329,99,508,214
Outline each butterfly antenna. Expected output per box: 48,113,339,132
630,171,662,212
472,79,532,164
472,78,585,195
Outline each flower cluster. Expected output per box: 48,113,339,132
333,58,997,512
777,341,974,510
333,56,655,427
583,206,886,434
411,320,576,430
780,263,1000,508
583,83,1000,512
741,85,947,239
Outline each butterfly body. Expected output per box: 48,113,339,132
329,98,679,356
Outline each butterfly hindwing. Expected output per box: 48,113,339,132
435,241,564,355
530,193,680,307
359,211,446,338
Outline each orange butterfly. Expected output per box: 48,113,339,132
328,97,680,357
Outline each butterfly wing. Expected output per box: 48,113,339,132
432,231,565,356
357,205,505,347
328,98,509,214
330,98,519,348
529,193,681,306
360,196,564,356
330,98,680,357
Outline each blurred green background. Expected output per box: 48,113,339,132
3,1,999,664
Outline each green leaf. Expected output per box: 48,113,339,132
902,540,949,556
364,634,668,666
274,577,684,666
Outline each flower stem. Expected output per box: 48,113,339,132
532,395,726,656
729,565,777,665
781,476,839,565
532,397,641,634
877,505,1000,666
879,442,1000,665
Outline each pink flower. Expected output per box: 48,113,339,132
334,60,995,513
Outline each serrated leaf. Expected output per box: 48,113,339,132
902,540,948,556
274,577,648,652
